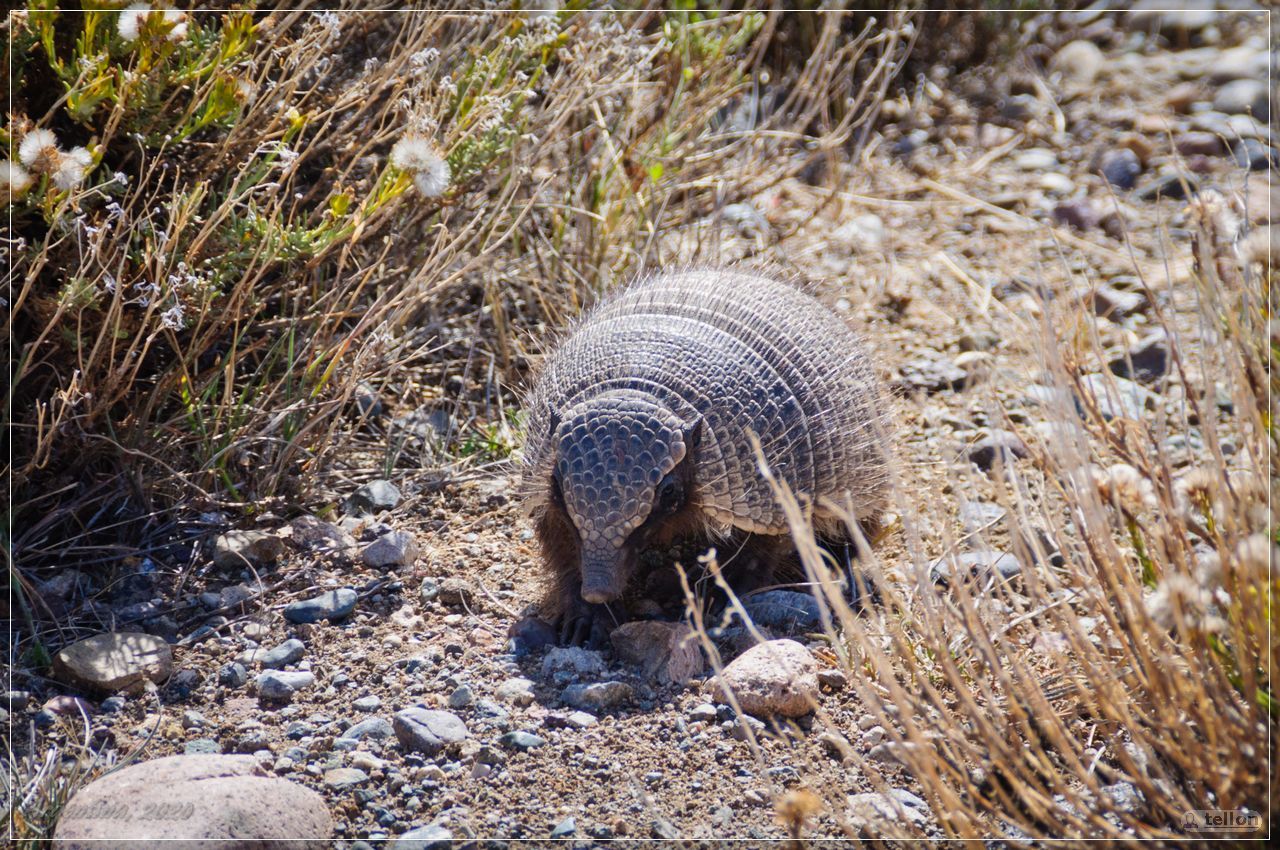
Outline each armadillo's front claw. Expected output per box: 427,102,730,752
557,598,612,648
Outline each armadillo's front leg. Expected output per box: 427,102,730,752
556,594,614,648
536,505,615,648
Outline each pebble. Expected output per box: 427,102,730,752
257,671,315,701
390,824,453,849
1079,373,1156,421
1175,132,1224,157
218,662,249,688
499,730,547,751
393,707,469,755
932,551,1023,584
968,429,1028,472
1109,333,1170,384
354,382,383,418
342,717,395,741
711,639,819,718
1098,148,1142,190
1232,138,1276,171
362,531,420,568
290,515,359,561
687,703,719,723
833,213,885,252
259,639,306,670
495,677,536,706
847,789,931,832
895,356,968,394
1049,40,1104,86
448,685,475,708
819,731,854,762
1012,148,1059,171
212,530,284,569
99,696,127,713
324,767,369,789
184,738,221,755
562,681,634,711
345,479,402,514
551,817,576,837
1089,285,1147,319
52,632,173,695
3,690,30,711
1213,78,1268,120
353,695,382,712
507,616,556,656
53,755,330,846
436,577,474,607
1138,172,1197,202
1052,199,1098,230
541,647,606,680
609,621,703,684
283,588,358,624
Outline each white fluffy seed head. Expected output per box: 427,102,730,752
390,135,451,198
118,4,186,42
19,128,60,170
2,160,35,198
52,156,88,191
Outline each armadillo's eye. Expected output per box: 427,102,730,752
655,472,683,513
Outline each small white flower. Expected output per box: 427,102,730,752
390,135,451,198
18,128,60,169
313,11,342,44
2,160,34,198
160,302,185,330
52,157,87,191
410,47,440,68
118,3,187,43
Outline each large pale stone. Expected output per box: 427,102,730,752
711,639,819,718
53,633,173,695
53,754,331,848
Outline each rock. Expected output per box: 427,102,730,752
562,681,633,711
959,500,1006,534
1098,149,1142,190
290,516,359,561
968,429,1028,472
437,577,473,607
1049,40,1104,87
1012,148,1059,171
257,671,315,701
1190,110,1268,141
609,621,704,684
551,817,576,838
819,731,855,762
184,738,221,755
52,754,331,848
1104,781,1143,814
1232,138,1276,172
1207,45,1270,84
354,382,383,418
499,730,547,751
362,531,420,568
817,668,848,690
1138,172,1197,202
259,639,306,670
729,714,767,741
508,616,556,656
494,677,536,706
1163,81,1203,112
344,479,401,514
393,707,468,755
687,703,718,723
1125,2,1218,39
212,530,284,569
847,789,931,833
741,590,823,631
931,551,1023,584
1052,199,1098,231
1109,333,1170,384
1088,285,1147,319
722,202,770,241
833,214,885,253
218,662,249,688
3,690,31,711
53,632,173,695
1213,78,1268,120
448,685,474,708
895,356,968,394
1079,374,1156,421
711,639,819,718
353,695,382,712
391,824,453,850
541,647,607,680
418,577,439,603
324,767,369,789
283,588,357,624
1175,132,1225,158
343,717,395,741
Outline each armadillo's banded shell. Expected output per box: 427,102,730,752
522,269,892,533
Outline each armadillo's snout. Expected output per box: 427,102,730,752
579,546,630,604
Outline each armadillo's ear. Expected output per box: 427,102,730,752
682,414,703,452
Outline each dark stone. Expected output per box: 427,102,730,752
741,590,823,631
1052,199,1098,230
498,730,547,751
1109,334,1170,385
1174,132,1224,158
508,616,556,657
283,588,358,624
217,662,249,688
1089,285,1148,319
1232,138,1277,172
968,430,1027,471
1099,149,1142,190
393,708,468,755
345,480,402,515
1138,173,1197,201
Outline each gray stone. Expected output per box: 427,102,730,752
1138,172,1198,202
494,677,536,706
4,690,31,711
1089,285,1147,319
283,588,357,624
895,356,968,394
341,717,395,741
290,515,359,561
1049,40,1104,86
362,531,420,568
741,590,823,631
1053,199,1098,231
437,577,473,607
931,551,1023,584
561,681,633,711
212,530,284,569
1099,149,1142,190
968,429,1028,472
1232,138,1276,171
218,662,249,688
847,789,931,832
257,671,315,701
1079,374,1156,421
541,647,606,680
183,738,221,755
499,730,547,751
1125,2,1218,38
52,754,331,848
324,767,369,789
687,703,719,723
393,708,468,755
448,685,474,709
391,824,453,850
345,479,402,515
53,632,173,695
1214,78,1268,120
353,695,382,712
508,616,556,656
551,817,576,837
260,639,306,670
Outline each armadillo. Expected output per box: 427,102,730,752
521,268,893,645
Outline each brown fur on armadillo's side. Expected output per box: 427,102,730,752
520,268,894,637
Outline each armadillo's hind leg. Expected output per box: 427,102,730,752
816,521,881,610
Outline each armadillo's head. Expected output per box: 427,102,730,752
552,392,700,604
